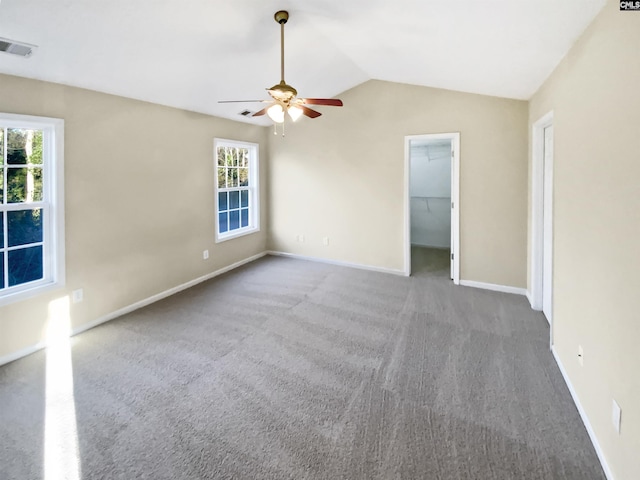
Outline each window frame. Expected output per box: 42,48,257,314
213,138,260,243
0,112,65,306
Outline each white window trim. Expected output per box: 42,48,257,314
213,138,260,243
0,112,65,307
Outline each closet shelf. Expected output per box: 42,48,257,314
410,196,451,199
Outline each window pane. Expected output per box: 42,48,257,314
7,167,43,203
7,168,25,202
0,128,4,165
232,149,239,166
31,167,43,200
229,210,240,230
241,208,249,227
217,167,226,189
0,254,4,289
29,130,43,165
8,209,43,247
218,192,228,212
239,168,249,186
218,212,228,233
229,191,239,209
227,167,238,188
217,147,226,166
240,190,248,208
0,170,3,203
8,245,43,286
0,213,3,247
7,129,42,165
7,129,28,164
240,148,248,167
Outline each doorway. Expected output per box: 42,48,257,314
531,112,554,341
404,133,459,283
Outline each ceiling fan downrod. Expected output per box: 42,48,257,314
274,10,288,84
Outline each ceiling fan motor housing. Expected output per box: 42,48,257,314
269,81,297,102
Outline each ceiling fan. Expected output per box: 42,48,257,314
219,10,343,124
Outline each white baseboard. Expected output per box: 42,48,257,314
526,290,533,305
459,279,527,296
0,341,48,367
551,346,615,480
0,251,267,367
267,251,407,276
72,251,267,338
526,290,544,311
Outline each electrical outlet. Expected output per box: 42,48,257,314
322,236,330,246
72,289,83,304
612,399,621,434
578,345,584,366
203,250,209,260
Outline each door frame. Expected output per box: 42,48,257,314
530,111,554,334
404,132,460,283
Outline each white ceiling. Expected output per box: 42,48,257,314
0,0,606,125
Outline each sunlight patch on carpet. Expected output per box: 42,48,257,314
44,296,81,480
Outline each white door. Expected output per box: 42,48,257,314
542,125,554,323
450,144,455,280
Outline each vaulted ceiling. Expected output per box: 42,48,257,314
0,0,606,125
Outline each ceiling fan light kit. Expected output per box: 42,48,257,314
219,10,343,132
267,104,285,123
287,105,304,121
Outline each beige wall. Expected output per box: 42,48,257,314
0,74,269,360
268,79,528,285
528,2,640,478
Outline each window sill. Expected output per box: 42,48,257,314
215,226,260,244
0,279,65,307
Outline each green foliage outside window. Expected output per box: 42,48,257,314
0,128,43,204
217,146,249,188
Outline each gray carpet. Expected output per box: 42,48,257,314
0,248,605,479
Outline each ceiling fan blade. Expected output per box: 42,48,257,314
252,107,269,117
218,100,268,104
300,98,343,107
301,106,322,119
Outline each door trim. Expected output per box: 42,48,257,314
530,111,553,328
404,132,460,284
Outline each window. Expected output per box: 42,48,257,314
214,139,259,242
0,113,64,305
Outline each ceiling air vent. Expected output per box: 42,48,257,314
0,37,36,58
239,110,252,117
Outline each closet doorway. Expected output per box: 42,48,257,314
404,133,459,282
531,111,554,343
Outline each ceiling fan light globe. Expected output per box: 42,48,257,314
267,104,285,123
288,105,303,121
